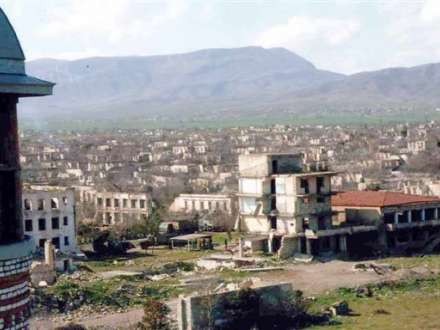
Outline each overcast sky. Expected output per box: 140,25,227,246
2,0,439,74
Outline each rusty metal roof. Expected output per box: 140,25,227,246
0,8,54,96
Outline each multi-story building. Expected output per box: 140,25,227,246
95,191,152,225
332,191,440,256
22,186,77,254
237,153,340,257
169,193,235,215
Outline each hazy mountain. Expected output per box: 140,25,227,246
22,46,343,119
292,62,440,107
20,47,440,128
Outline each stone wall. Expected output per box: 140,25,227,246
178,283,294,330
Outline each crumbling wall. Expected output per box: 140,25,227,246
178,283,294,330
278,235,298,259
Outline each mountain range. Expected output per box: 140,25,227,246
21,46,440,128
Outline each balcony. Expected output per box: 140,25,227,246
385,219,440,231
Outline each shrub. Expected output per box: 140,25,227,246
137,297,172,330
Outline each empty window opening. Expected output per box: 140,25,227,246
38,218,46,231
51,198,59,209
24,199,32,211
25,219,33,232
38,199,45,211
52,217,60,230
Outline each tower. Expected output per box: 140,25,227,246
0,8,54,329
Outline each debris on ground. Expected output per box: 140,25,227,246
352,263,395,275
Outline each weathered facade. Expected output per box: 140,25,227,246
237,153,348,257
332,191,440,256
169,193,235,215
95,191,152,225
22,186,77,254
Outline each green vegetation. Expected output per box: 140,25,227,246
83,247,209,272
20,110,440,131
50,276,182,309
310,276,440,329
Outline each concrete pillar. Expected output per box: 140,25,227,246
44,240,55,270
435,208,439,220
239,237,244,257
268,231,274,254
422,209,426,222
306,239,312,255
339,235,347,253
330,236,337,252
408,210,412,223
394,212,399,225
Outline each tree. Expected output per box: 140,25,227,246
138,297,173,330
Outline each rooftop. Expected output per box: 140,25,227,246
332,191,440,208
0,8,54,96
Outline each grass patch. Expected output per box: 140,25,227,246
83,247,210,272
309,276,440,329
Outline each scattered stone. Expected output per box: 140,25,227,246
328,300,350,316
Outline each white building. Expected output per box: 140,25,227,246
22,185,77,254
169,194,235,215
237,153,338,256
95,191,152,225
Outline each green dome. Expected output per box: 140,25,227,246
0,7,54,96
0,7,24,61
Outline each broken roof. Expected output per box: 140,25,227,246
332,191,440,208
0,8,54,96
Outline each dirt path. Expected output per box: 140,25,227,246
30,260,386,329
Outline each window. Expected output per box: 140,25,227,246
62,196,68,206
184,200,188,210
215,201,220,210
64,236,70,246
25,219,33,232
140,200,146,209
52,237,60,249
24,199,32,211
105,198,111,207
97,197,103,207
317,177,325,194
51,198,59,209
37,199,45,210
123,199,128,208
39,239,46,248
52,217,60,230
300,179,309,194
38,218,46,231
131,199,137,208
63,216,68,226
114,199,120,208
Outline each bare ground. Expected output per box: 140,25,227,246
29,260,389,329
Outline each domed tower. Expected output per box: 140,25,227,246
0,8,53,329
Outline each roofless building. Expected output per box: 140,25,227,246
0,8,53,328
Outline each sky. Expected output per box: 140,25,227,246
1,0,440,74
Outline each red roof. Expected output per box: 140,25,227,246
332,191,440,208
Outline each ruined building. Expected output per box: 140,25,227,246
0,8,54,329
237,153,344,257
333,191,440,256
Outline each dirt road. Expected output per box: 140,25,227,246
30,260,386,329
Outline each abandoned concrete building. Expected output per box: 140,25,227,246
22,185,77,254
237,153,344,257
332,191,440,255
95,191,152,225
169,193,235,215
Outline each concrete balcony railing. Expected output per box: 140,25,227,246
295,201,331,216
305,225,378,238
385,219,440,231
